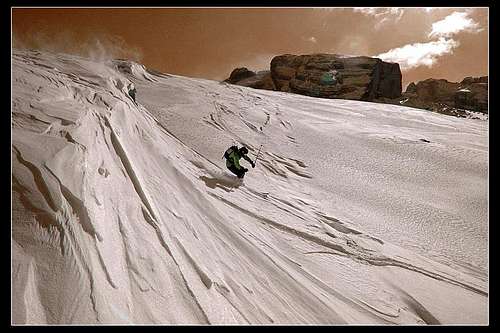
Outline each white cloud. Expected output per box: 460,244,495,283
374,10,482,70
375,17,390,30
375,38,459,70
428,11,483,38
353,7,405,29
353,7,378,15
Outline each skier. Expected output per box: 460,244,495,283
128,83,137,102
223,145,255,178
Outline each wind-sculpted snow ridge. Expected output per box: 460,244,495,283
12,49,488,325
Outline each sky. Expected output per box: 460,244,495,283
12,7,488,89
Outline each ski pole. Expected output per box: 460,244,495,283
253,145,263,166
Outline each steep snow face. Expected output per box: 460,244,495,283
12,49,488,325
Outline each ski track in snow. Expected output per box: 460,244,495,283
12,49,488,324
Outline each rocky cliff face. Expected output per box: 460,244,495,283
401,76,488,115
225,54,402,101
224,55,487,118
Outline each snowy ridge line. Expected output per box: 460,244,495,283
44,162,119,292
12,146,59,213
357,299,401,320
102,115,159,224
174,237,213,289
57,174,102,241
14,142,118,322
102,108,212,322
115,214,149,291
389,283,441,325
164,230,210,324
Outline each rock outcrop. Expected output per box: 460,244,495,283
224,54,402,101
270,54,402,101
225,67,257,84
401,76,488,115
224,54,487,118
405,82,417,94
224,67,276,90
454,77,488,113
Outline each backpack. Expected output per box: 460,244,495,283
223,145,238,159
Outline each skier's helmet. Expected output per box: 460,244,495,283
239,147,248,155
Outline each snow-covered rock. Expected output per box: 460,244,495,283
402,77,488,115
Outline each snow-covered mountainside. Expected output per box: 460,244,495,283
12,49,488,324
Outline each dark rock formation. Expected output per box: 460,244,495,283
460,76,488,85
224,68,276,90
225,67,257,84
224,53,402,101
223,54,487,118
401,76,488,114
405,82,417,94
270,54,401,100
454,77,488,112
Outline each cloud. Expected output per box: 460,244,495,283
354,7,402,16
353,7,378,15
374,10,483,71
375,37,459,70
353,7,405,28
428,11,483,38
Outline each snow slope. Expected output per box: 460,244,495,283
12,49,488,325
